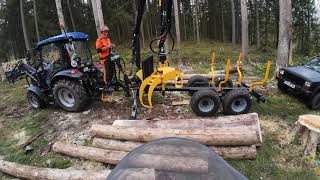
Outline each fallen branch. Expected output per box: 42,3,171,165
0,160,110,180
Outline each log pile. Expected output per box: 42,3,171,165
288,114,320,158
53,113,261,164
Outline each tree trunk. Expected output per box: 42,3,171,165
53,142,209,173
255,0,261,49
96,0,104,27
276,0,292,72
173,0,183,67
90,125,261,146
240,0,249,59
33,0,40,41
220,0,225,42
93,138,257,160
67,0,77,32
55,0,67,33
20,0,31,50
91,0,100,36
231,0,236,49
195,0,200,44
0,160,110,180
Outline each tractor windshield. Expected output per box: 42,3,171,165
66,40,92,65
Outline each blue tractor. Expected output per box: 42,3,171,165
8,32,130,112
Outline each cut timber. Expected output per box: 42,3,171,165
113,113,262,146
93,138,257,160
288,115,320,158
171,99,190,106
90,125,261,146
53,141,126,164
53,142,208,173
183,73,225,80
0,160,110,180
113,113,260,129
111,168,155,180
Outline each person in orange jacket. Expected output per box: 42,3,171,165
96,25,114,92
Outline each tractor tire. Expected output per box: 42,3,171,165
214,77,233,88
187,75,210,95
27,91,45,109
310,93,320,110
223,89,251,115
190,89,221,117
53,80,88,112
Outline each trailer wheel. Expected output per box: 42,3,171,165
27,91,45,109
191,90,221,116
187,75,210,95
53,80,88,112
223,89,251,115
277,82,288,93
214,77,233,88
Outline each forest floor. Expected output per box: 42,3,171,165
0,42,320,179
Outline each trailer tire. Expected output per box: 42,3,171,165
223,89,251,115
191,89,221,116
53,80,88,112
27,91,45,109
214,78,233,88
187,75,210,95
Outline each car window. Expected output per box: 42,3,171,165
304,58,320,72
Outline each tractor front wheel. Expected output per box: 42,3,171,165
190,90,221,116
53,80,88,112
27,91,45,109
223,89,251,115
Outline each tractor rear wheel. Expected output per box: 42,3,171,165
27,91,45,109
190,89,221,117
53,80,88,112
222,89,251,115
187,75,210,95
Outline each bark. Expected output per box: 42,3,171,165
20,0,31,50
33,0,40,41
255,0,260,49
53,142,208,173
276,0,292,72
91,0,100,36
55,0,67,33
240,0,249,59
0,160,110,180
96,0,104,28
67,0,77,32
173,0,183,67
90,125,261,146
93,138,257,160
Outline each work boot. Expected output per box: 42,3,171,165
105,84,114,93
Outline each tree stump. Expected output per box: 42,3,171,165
288,115,320,158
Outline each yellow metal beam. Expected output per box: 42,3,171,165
249,61,272,92
210,52,216,85
218,58,231,92
236,53,243,85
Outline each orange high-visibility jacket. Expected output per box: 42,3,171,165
96,36,111,59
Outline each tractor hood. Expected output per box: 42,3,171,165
285,66,320,82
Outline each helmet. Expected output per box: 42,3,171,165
100,25,109,32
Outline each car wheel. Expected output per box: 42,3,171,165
311,93,320,110
277,82,289,93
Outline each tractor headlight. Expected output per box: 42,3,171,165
304,81,311,88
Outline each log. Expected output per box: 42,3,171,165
90,125,260,146
113,113,260,129
53,142,208,173
93,138,257,160
0,160,110,180
111,168,155,180
182,73,225,80
53,142,126,164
